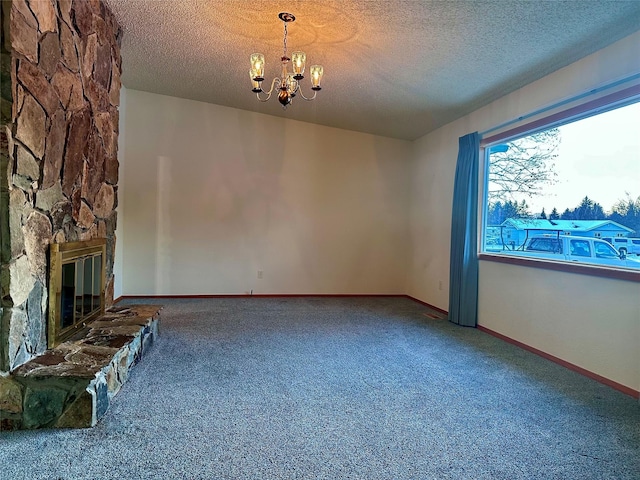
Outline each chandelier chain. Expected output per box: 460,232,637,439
283,22,288,58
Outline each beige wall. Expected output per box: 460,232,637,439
113,86,127,300
408,31,640,391
479,262,640,390
119,90,411,295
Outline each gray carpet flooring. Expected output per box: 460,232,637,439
1,297,639,479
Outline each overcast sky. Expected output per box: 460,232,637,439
527,101,640,215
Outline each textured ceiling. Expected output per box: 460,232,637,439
104,0,640,140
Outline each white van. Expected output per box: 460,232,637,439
602,237,640,256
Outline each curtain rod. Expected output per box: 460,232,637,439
479,72,640,138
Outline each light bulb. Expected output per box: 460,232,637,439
249,70,261,92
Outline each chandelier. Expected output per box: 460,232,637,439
249,12,324,109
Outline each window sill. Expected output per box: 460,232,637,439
478,253,640,282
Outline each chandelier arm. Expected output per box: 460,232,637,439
256,91,272,102
297,85,318,101
256,78,281,102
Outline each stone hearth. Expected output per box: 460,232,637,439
0,305,161,430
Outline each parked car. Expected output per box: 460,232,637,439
601,237,640,256
498,235,640,269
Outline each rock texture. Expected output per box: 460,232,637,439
1,0,122,375
2,306,161,430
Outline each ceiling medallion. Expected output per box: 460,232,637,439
249,13,324,109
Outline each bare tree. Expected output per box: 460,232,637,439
487,128,560,203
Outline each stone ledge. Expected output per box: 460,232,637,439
0,305,161,430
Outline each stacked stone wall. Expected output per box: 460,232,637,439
0,0,121,374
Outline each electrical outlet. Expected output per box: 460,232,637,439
257,270,263,279
438,280,443,291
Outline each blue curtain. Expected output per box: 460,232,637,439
449,132,481,327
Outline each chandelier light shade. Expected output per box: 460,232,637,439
291,51,306,78
250,13,324,109
310,65,324,90
249,53,265,81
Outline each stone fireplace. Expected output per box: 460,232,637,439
1,0,121,372
0,0,151,430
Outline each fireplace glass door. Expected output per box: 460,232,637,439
59,254,102,330
49,239,106,347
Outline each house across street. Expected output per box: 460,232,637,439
488,219,636,252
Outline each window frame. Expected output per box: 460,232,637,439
479,84,640,282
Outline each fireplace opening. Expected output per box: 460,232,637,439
48,239,107,348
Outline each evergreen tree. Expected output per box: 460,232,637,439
539,208,547,219
561,208,574,220
487,199,531,225
487,202,504,225
518,200,531,218
504,200,521,220
573,196,606,220
549,207,560,220
609,195,640,235
593,202,605,220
